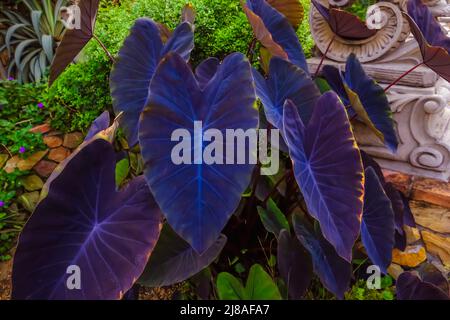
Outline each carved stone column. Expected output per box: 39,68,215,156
307,0,450,181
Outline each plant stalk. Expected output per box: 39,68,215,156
313,35,335,79
384,62,423,92
92,33,116,64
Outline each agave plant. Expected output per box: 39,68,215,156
0,0,67,83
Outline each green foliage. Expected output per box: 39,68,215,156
216,264,282,300
45,46,112,132
345,276,396,300
115,157,130,187
0,80,47,156
257,198,289,239
346,0,377,20
298,0,314,58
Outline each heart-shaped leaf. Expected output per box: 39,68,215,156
293,214,352,299
278,229,313,299
418,263,449,296
406,0,450,82
195,57,220,89
138,224,226,287
181,3,196,24
345,54,398,152
282,94,364,262
257,198,289,239
267,0,304,29
253,57,320,128
216,264,282,300
312,0,377,40
49,0,100,85
12,139,162,299
397,271,449,300
245,0,308,72
139,52,258,254
322,55,398,152
110,18,194,146
361,167,395,273
85,111,110,142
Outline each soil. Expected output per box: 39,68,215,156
0,258,179,300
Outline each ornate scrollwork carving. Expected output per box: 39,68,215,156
309,1,410,62
410,147,445,168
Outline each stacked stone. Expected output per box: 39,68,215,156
0,123,83,212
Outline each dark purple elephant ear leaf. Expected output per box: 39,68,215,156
292,214,352,299
85,111,110,142
267,0,304,29
360,150,385,184
138,224,226,287
282,94,364,262
278,229,313,299
195,57,220,89
253,57,320,128
384,182,405,235
361,167,395,273
345,54,398,152
397,271,449,300
405,1,450,82
12,139,162,299
139,52,258,254
312,0,376,40
181,3,196,24
321,65,349,106
246,0,308,72
110,19,194,146
418,263,449,296
49,0,100,86
400,192,416,228
407,0,450,50
242,2,288,61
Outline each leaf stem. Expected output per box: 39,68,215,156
384,62,423,92
92,33,115,63
263,169,293,205
313,35,335,79
246,37,257,64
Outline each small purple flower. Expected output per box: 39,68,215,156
37,102,44,109
0,201,4,207
8,77,14,81
19,146,26,154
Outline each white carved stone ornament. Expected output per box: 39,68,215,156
309,1,410,62
307,0,450,181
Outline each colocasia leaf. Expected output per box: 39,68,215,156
361,168,395,274
257,198,289,239
195,57,220,89
216,264,282,300
138,224,226,287
252,57,320,129
139,53,258,254
12,139,162,299
396,271,449,300
406,0,450,82
85,111,110,142
322,54,398,152
277,229,313,299
417,263,449,296
49,0,100,86
110,18,194,146
283,94,364,262
311,0,377,40
244,0,308,72
293,214,352,299
267,0,304,29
